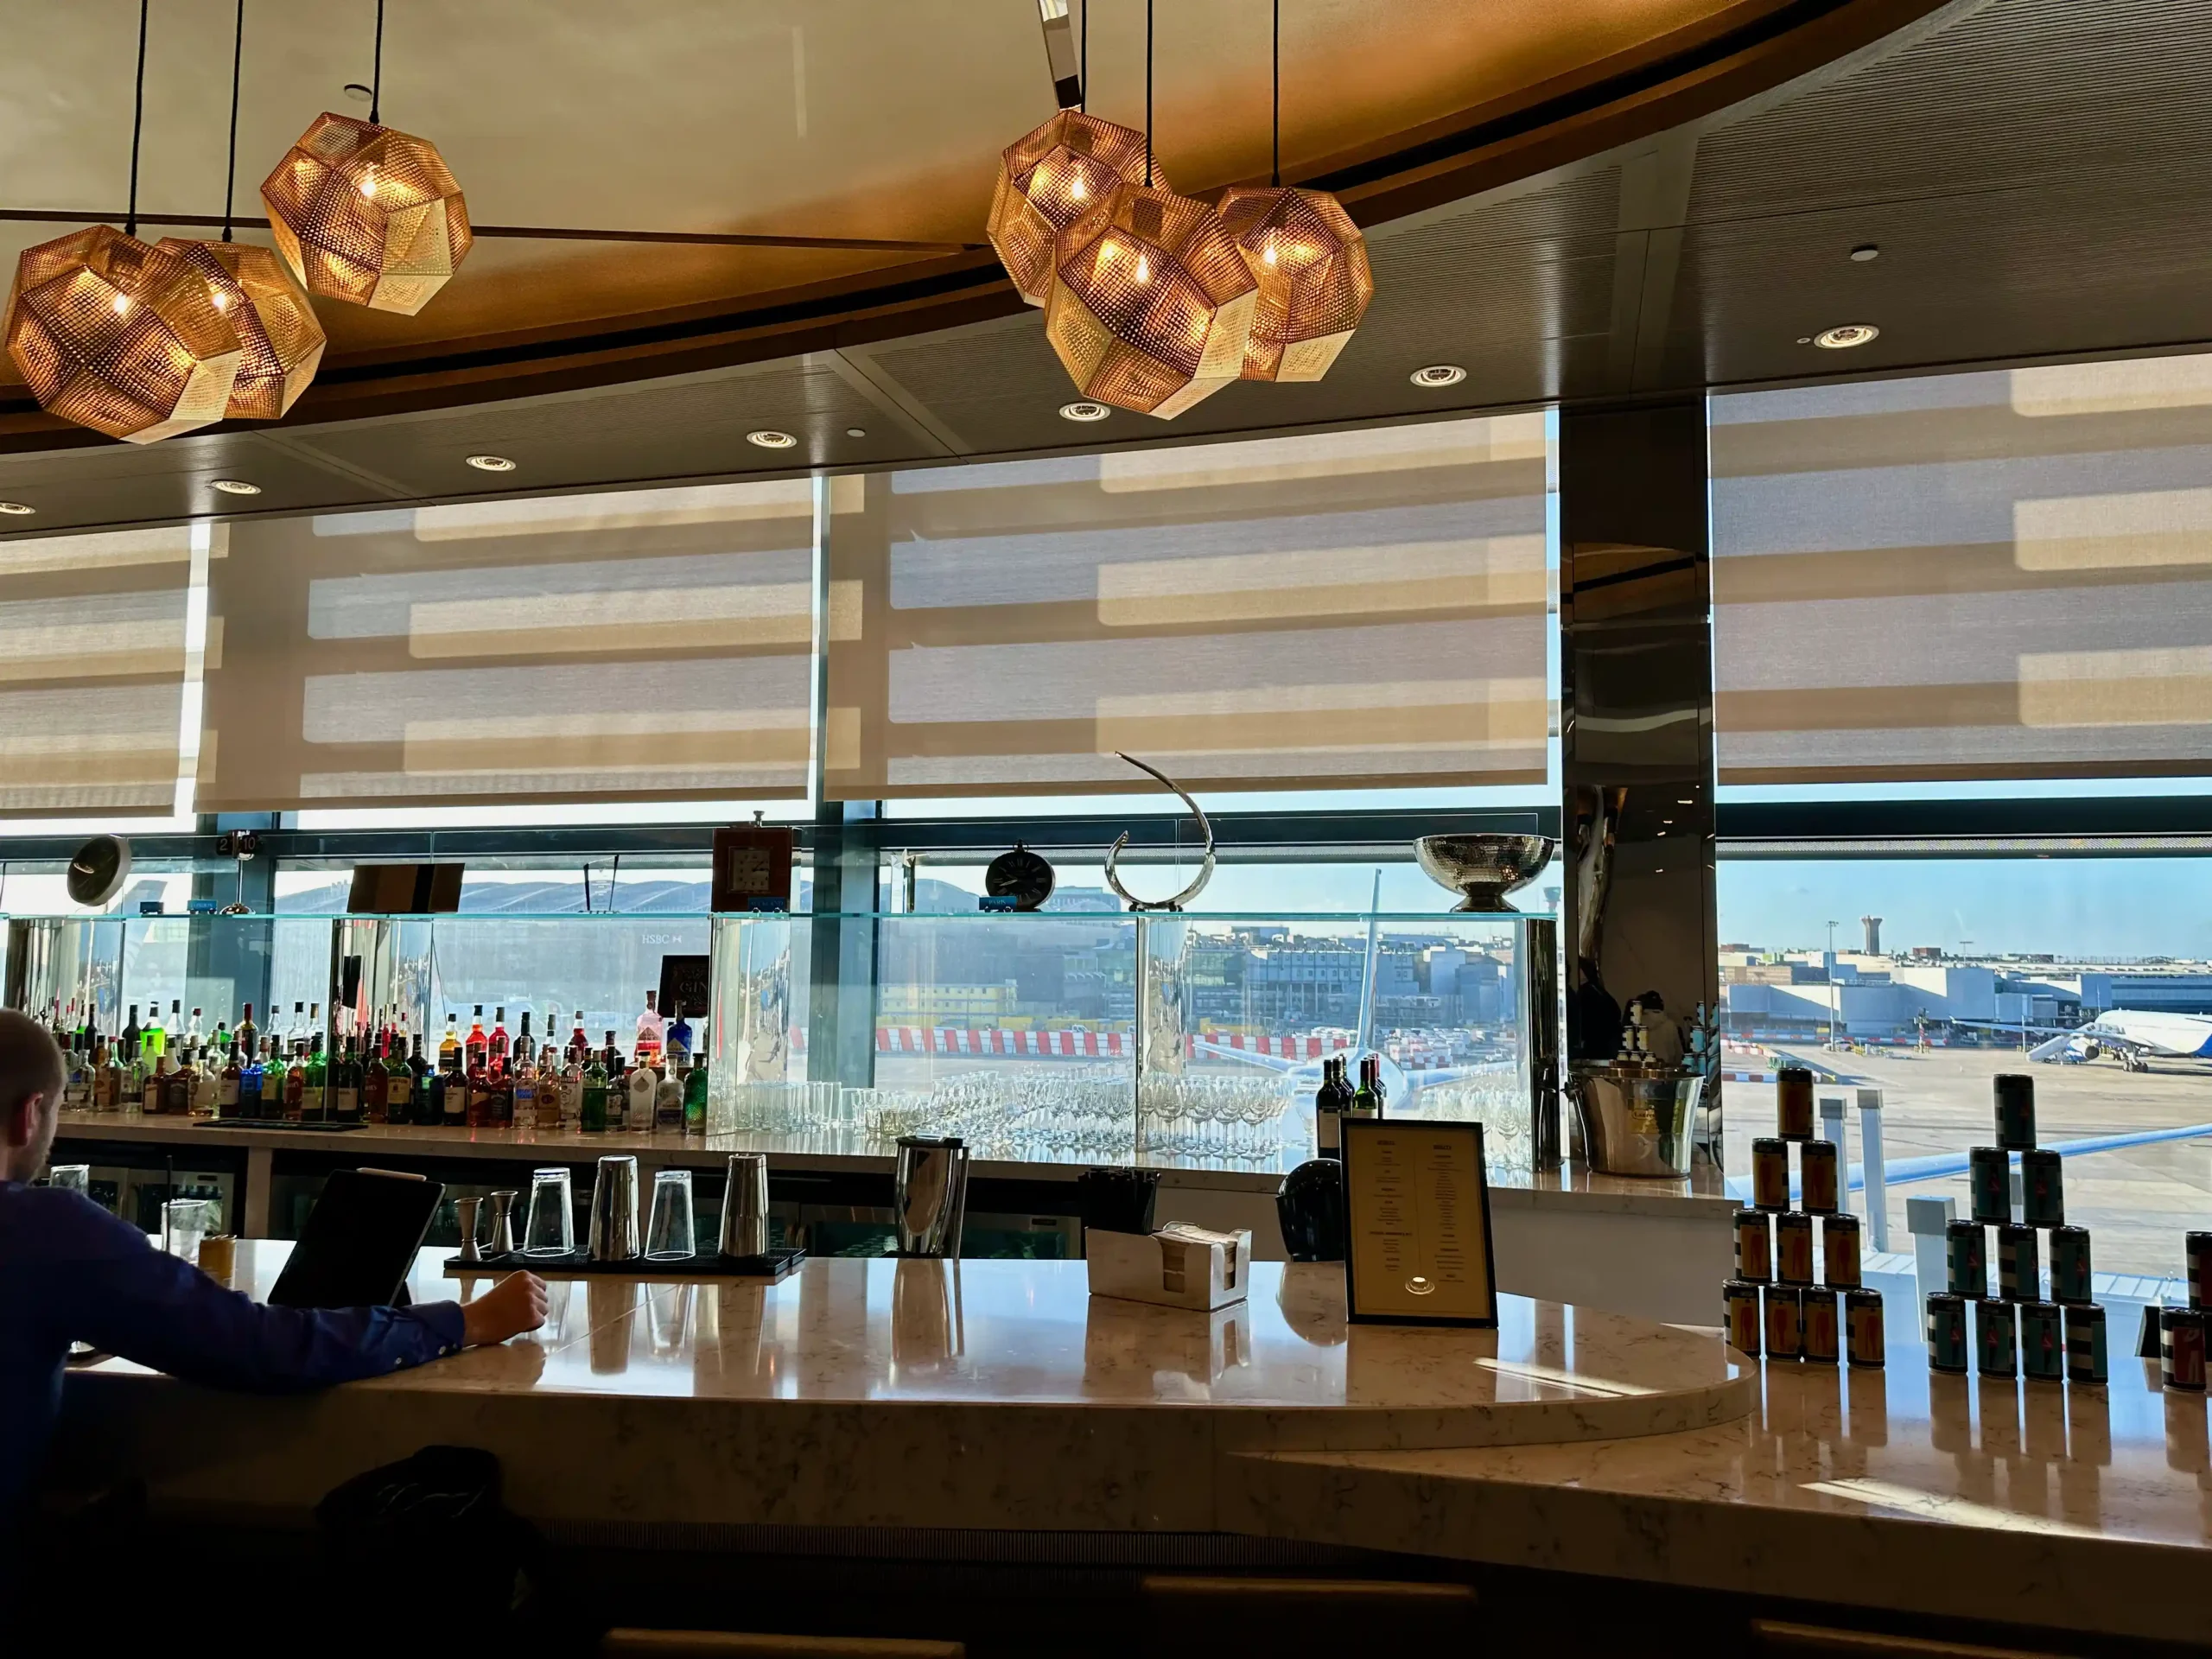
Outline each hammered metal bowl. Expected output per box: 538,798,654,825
1414,833,1557,912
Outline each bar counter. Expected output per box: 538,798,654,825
49,1249,2211,1646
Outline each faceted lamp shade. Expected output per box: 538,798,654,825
1214,185,1374,382
988,109,1160,307
260,112,473,315
1045,182,1259,420
3,226,243,444
155,240,327,420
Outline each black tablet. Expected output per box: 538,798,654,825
268,1167,445,1310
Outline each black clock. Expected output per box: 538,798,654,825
983,843,1056,912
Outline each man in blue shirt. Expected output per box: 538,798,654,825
0,1008,547,1516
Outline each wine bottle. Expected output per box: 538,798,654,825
1314,1057,1343,1157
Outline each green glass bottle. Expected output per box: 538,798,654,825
581,1048,608,1134
302,1036,327,1120
683,1054,709,1135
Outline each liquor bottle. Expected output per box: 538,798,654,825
683,1053,709,1135
209,1015,227,1058
186,1007,204,1050
332,1039,362,1123
168,999,184,1052
464,1007,488,1075
62,1035,88,1109
559,1042,583,1130
218,1041,242,1119
238,1039,264,1116
142,1002,165,1061
362,1028,390,1122
602,1033,626,1130
465,1041,490,1129
139,1053,164,1116
567,1010,591,1068
120,1005,141,1062
628,1047,659,1130
440,1042,468,1126
512,1034,538,1129
385,1033,413,1124
193,1046,219,1116
283,1041,308,1121
529,1044,559,1131
236,1002,257,1061
488,1007,512,1073
654,1054,683,1132
580,1045,609,1134
303,1035,327,1119
440,1012,461,1075
166,1049,195,1116
666,1001,693,1065
634,990,664,1067
1313,1057,1344,1157
513,1009,536,1073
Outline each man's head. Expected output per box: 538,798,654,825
0,1008,65,1184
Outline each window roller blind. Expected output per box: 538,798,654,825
0,525,189,815
823,414,1553,799
197,483,814,811
1714,353,2212,784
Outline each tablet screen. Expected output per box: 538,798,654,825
268,1167,445,1310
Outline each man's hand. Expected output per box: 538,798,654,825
459,1272,549,1348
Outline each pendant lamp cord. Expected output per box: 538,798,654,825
124,0,149,236
1271,0,1281,188
1143,0,1153,187
370,0,385,124
222,0,244,240
1078,0,1086,112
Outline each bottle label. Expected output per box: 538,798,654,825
388,1077,410,1110
335,1087,359,1120
1317,1109,1339,1154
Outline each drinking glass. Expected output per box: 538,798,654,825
645,1167,696,1260
162,1197,217,1261
523,1166,575,1257
46,1164,89,1196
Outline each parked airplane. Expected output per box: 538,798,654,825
2028,1009,2212,1070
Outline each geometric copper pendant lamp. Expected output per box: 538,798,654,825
989,109,1160,308
1213,3,1372,382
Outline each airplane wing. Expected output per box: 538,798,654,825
1191,1038,1305,1075
2030,1010,2212,1064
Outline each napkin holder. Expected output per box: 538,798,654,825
1087,1223,1251,1312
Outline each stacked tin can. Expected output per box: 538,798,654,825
1931,1072,2105,1387
2148,1232,2212,1393
1723,1064,1883,1369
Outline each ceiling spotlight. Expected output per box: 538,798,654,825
844,427,867,438
747,429,798,449
0,501,35,516
1058,401,1110,423
465,454,517,473
1848,244,1880,263
209,479,262,496
1812,323,1879,349
1409,364,1466,388
343,82,372,103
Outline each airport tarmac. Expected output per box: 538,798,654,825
1726,1046,2212,1278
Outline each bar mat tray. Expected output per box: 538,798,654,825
193,1118,367,1131
443,1246,805,1283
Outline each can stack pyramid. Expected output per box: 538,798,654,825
1924,1072,2107,1386
1722,1064,1884,1368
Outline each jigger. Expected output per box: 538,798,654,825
588,1155,641,1262
486,1189,518,1256
454,1195,484,1263
719,1153,770,1258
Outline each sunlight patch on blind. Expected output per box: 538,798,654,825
2012,353,2212,416
2013,486,2212,569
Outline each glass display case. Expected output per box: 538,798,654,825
5,906,1554,1178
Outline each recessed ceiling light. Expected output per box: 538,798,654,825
1409,364,1466,388
747,429,798,449
209,478,262,496
343,82,372,103
1058,401,1110,423
465,454,517,473
1812,323,1879,350
844,427,868,438
1848,244,1880,263
0,501,35,516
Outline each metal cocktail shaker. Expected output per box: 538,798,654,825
718,1153,770,1258
588,1155,641,1262
893,1135,969,1259
486,1189,518,1256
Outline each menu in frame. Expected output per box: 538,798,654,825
1340,1118,1497,1327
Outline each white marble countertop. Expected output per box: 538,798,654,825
51,1109,1732,1211
1224,1274,2212,1647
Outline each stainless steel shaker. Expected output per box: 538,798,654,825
588,1154,641,1262
453,1194,483,1262
718,1153,770,1258
486,1189,518,1256
893,1135,969,1258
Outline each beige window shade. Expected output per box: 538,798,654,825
1713,353,2212,784
0,525,190,815
823,415,1552,799
198,483,814,811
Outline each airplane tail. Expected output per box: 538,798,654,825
1354,868,1382,1055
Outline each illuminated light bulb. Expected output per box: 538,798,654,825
987,109,1157,307
261,111,472,315
1213,182,1374,383
209,288,228,310
1262,239,1279,268
1135,252,1150,283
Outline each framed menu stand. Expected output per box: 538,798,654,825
1339,1117,1498,1328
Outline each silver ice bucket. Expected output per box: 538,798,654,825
1567,1065,1705,1178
